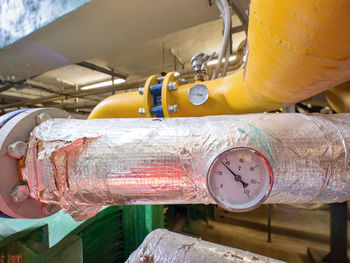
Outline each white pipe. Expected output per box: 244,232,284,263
212,0,231,79
126,229,285,263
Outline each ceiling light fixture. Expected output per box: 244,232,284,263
81,79,126,90
207,55,237,66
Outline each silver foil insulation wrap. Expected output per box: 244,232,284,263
126,229,285,263
20,114,350,220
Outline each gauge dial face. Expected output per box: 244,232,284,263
207,147,273,212
188,84,209,105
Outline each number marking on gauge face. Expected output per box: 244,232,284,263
207,147,273,212
188,84,209,105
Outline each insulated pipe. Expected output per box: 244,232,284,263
126,229,285,263
20,113,350,221
89,0,350,118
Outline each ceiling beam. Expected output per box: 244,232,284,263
76,61,127,79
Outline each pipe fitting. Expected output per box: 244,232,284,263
173,72,181,79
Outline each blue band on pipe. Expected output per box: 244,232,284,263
0,109,28,129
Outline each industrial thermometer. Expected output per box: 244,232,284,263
188,84,209,105
207,147,273,212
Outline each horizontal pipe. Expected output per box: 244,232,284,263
88,0,350,119
88,91,144,119
21,113,350,220
126,229,284,263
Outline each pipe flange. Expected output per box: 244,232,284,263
143,74,160,117
0,108,69,218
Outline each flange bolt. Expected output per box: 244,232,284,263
36,113,51,125
8,141,27,159
168,104,178,113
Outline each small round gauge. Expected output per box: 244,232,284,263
188,84,209,105
207,147,273,212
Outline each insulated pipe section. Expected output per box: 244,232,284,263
126,229,285,263
21,113,350,221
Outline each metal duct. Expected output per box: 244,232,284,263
126,229,285,263
21,113,350,220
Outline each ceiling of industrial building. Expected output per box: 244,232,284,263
0,0,248,115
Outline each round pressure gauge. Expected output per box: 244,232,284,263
188,84,209,105
207,147,273,212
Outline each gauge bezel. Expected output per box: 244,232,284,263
206,147,273,212
187,83,209,106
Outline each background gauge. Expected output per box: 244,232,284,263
188,84,209,105
207,147,273,212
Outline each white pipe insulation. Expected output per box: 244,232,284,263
20,113,350,221
126,229,285,263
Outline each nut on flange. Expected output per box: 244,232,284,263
36,113,51,125
8,141,27,159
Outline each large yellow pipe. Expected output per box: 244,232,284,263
89,0,350,119
89,91,143,119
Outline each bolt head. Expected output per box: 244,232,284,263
36,113,51,125
167,82,177,91
8,141,27,159
168,104,178,113
9,185,30,203
138,87,144,95
180,78,188,84
138,107,146,115
156,76,165,83
173,72,181,78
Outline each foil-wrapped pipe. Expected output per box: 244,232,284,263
126,229,285,263
20,114,350,220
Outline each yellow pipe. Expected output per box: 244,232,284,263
89,0,350,119
88,91,144,119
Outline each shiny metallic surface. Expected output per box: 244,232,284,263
21,113,350,220
138,87,144,95
173,72,181,78
167,104,178,113
126,229,285,263
7,141,27,159
138,107,146,115
167,82,177,91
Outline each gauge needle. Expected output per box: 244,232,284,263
221,161,249,188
